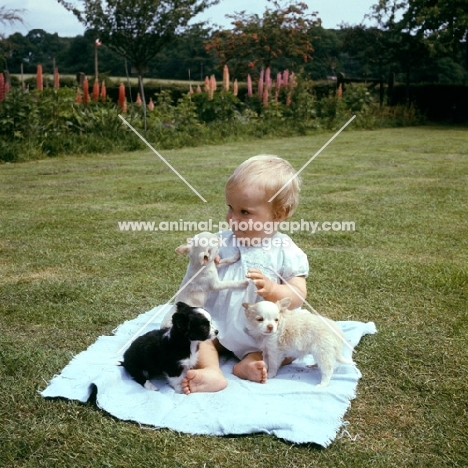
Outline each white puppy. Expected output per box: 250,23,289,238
161,232,248,328
242,298,354,388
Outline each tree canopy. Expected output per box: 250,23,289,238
57,0,219,75
0,6,24,28
371,0,468,65
205,0,320,78
0,0,467,85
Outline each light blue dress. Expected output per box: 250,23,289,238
204,230,309,359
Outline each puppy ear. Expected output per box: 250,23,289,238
171,302,190,332
242,302,251,317
175,241,191,255
277,297,291,311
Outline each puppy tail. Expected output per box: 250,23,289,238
337,355,354,365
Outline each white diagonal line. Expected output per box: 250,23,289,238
271,268,355,353
268,115,356,203
118,114,207,203
116,265,207,356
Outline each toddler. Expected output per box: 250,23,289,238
182,155,309,394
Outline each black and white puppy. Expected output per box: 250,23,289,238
120,301,217,393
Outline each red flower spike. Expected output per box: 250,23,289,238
118,83,125,110
83,77,89,104
37,65,43,91
92,79,100,101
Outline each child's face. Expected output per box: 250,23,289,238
225,185,281,240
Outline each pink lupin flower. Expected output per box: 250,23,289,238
0,73,5,102
289,72,297,92
83,77,89,104
265,67,272,90
204,76,210,93
136,93,142,106
75,88,82,103
247,74,253,98
233,79,238,96
189,84,194,94
36,64,43,91
148,98,155,111
283,69,290,87
263,86,269,108
92,79,100,101
100,81,107,102
209,75,216,100
210,75,217,91
275,72,282,102
54,68,60,89
196,85,202,93
122,98,127,114
258,68,264,99
222,64,230,92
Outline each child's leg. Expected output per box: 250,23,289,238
182,339,228,394
233,352,267,384
233,354,294,384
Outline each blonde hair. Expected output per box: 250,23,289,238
226,155,300,219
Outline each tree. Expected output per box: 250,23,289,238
0,6,25,71
340,25,391,78
151,24,217,80
205,0,320,78
368,1,434,91
304,27,341,80
371,0,468,67
57,0,219,127
0,6,24,27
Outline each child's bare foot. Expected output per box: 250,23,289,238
182,368,227,395
233,359,267,383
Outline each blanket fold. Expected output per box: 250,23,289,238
41,305,376,447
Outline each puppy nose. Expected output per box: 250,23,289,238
267,324,273,332
214,329,218,335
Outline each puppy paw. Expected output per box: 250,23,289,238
231,250,241,263
315,382,329,389
144,381,159,391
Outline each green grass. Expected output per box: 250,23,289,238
1,126,467,467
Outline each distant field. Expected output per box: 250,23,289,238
12,73,202,86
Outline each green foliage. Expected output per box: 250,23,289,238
342,83,373,113
205,0,319,76
58,0,218,76
0,78,427,162
193,91,242,123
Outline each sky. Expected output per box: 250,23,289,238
2,0,376,37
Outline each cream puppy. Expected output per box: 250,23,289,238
161,232,249,328
242,298,354,387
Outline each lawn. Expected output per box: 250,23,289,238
0,126,467,467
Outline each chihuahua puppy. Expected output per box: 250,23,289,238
243,298,354,388
161,232,248,328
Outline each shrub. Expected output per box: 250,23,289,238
0,76,429,163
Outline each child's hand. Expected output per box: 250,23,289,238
246,269,307,309
246,268,274,300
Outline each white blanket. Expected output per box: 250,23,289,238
41,305,377,447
